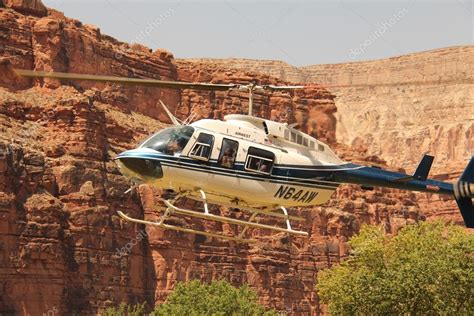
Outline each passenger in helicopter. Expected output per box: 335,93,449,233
258,162,269,172
220,147,235,168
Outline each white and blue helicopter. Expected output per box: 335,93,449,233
16,69,474,242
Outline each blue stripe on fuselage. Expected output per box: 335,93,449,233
115,151,454,195
115,151,349,190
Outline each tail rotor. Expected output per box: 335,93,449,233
454,157,474,228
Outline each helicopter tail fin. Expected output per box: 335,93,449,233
159,100,182,126
454,157,474,228
391,154,434,183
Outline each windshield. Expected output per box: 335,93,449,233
139,126,194,155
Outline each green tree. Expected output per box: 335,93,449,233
151,279,278,316
317,221,474,315
101,302,147,316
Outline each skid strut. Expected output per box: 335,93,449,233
117,190,308,243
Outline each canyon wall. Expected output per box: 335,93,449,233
302,46,474,174
0,2,469,315
181,58,309,84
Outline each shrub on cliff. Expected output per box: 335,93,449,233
101,302,146,316
317,221,474,315
151,279,278,316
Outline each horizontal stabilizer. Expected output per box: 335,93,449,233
391,154,434,182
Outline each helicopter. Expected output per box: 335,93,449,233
15,69,474,243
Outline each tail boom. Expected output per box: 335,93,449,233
333,156,474,228
333,165,454,196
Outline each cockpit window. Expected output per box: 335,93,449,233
139,126,194,155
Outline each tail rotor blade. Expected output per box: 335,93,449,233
454,157,474,228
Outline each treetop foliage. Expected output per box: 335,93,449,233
317,221,474,315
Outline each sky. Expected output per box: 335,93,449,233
42,0,473,66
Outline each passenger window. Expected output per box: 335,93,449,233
297,134,303,145
284,129,289,140
318,144,325,151
245,147,275,174
189,133,214,161
218,138,238,168
291,132,296,142
310,141,315,149
303,138,308,147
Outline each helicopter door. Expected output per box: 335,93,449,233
217,138,238,169
186,132,214,187
214,138,239,192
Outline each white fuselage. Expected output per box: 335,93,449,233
117,115,349,209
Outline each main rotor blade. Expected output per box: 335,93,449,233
262,84,306,90
303,78,474,89
14,69,237,91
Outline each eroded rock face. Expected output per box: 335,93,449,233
0,3,467,315
301,46,474,172
181,58,310,83
1,5,179,121
0,87,162,314
2,0,47,17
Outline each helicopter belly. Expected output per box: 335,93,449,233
160,162,210,189
157,163,336,208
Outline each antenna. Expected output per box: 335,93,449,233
158,100,182,126
248,83,255,116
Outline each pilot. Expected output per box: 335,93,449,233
220,147,235,168
165,139,183,155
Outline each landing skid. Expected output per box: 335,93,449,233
117,190,308,243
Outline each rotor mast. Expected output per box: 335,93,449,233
248,83,255,116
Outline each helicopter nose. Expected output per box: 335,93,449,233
116,157,163,181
